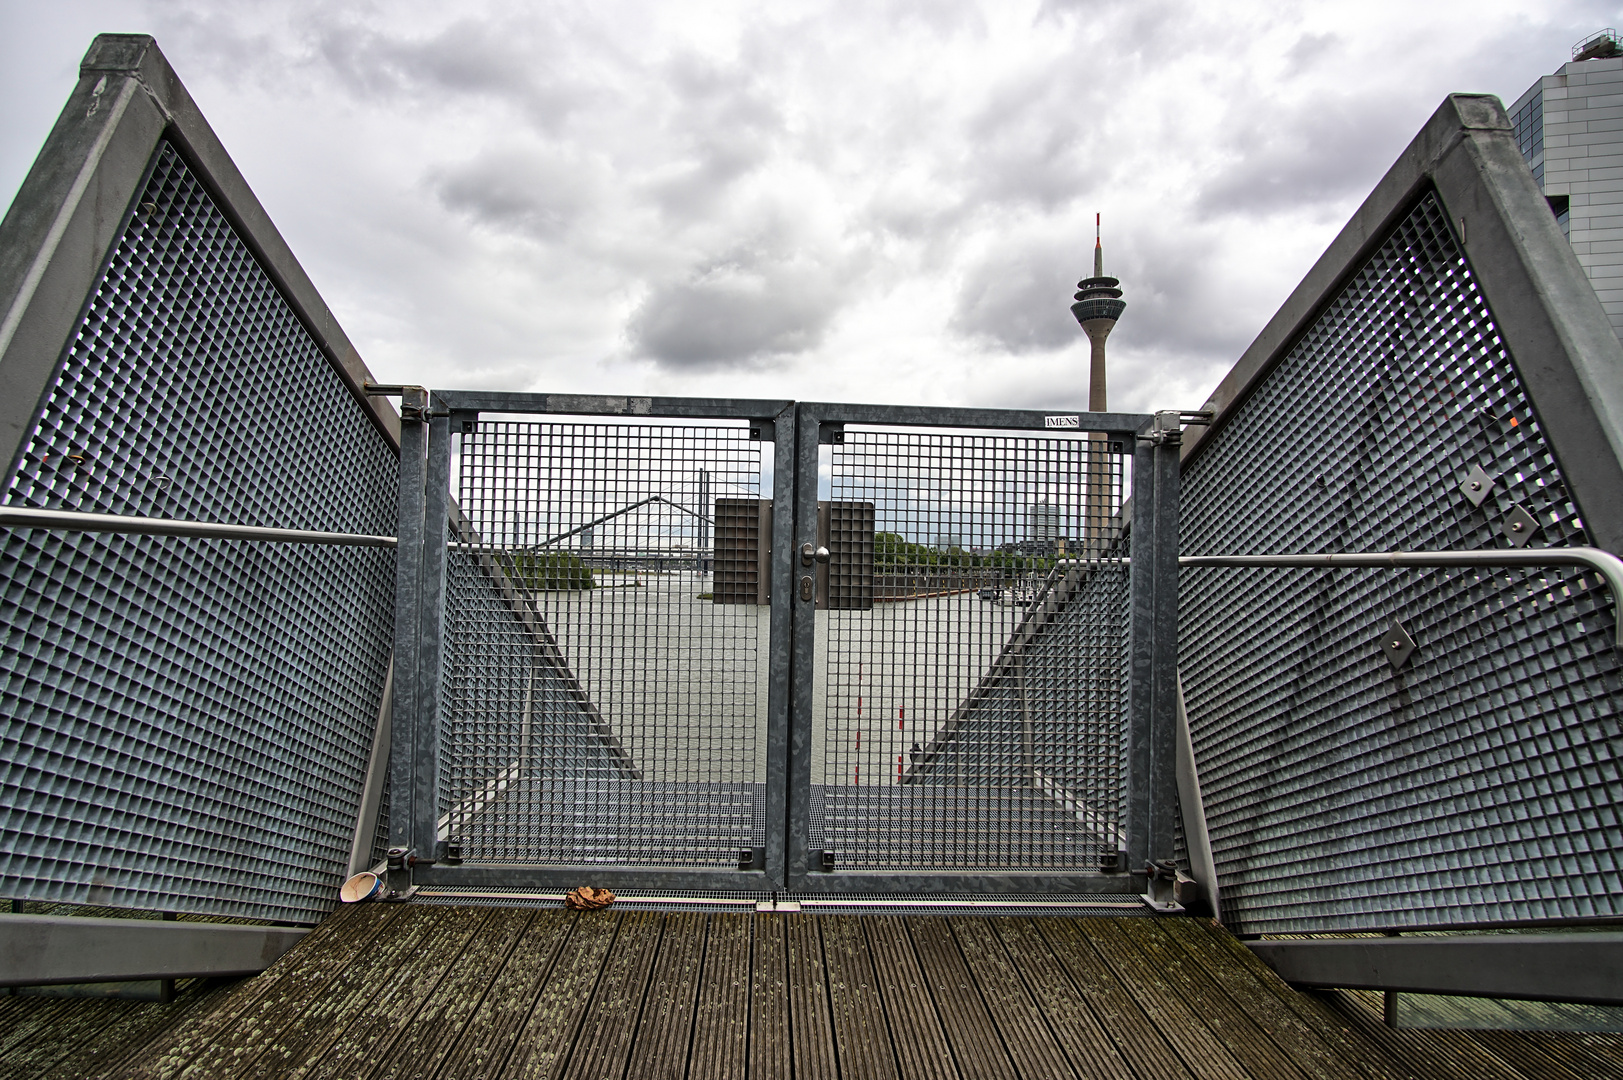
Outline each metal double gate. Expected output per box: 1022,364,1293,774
387,391,1183,901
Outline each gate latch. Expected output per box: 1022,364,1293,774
801,543,830,566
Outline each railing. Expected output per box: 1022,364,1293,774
1180,549,1623,650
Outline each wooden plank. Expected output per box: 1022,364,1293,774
863,917,956,1080
1322,989,1539,1080
504,910,621,1080
435,910,574,1080
0,997,83,1062
1117,918,1304,1080
1076,917,1253,1080
563,911,664,1080
126,902,399,1080
949,917,1078,1080
295,906,495,1080
905,915,1017,1080
0,998,141,1078
1162,919,1411,1080
1470,1029,1592,1080
153,902,417,1079
750,915,792,1080
688,914,748,1080
624,912,705,1080
233,904,452,1076
1035,918,1196,1080
821,914,899,1080
989,918,1135,1080
24,982,235,1079
1541,1031,1623,1077
368,908,536,1080
785,914,839,1080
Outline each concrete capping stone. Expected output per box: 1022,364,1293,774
0,33,401,486
1182,93,1623,556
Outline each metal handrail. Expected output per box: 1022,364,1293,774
0,507,397,547
5,511,1618,649
1180,548,1623,650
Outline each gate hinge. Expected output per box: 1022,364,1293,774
1142,410,1213,446
383,846,419,901
1140,859,1186,913
364,384,433,422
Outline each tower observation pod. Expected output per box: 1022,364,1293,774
1072,215,1127,548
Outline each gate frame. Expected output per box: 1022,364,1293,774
785,402,1180,898
388,391,1182,899
393,390,796,894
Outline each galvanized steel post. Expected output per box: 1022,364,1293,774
1123,424,1156,891
417,412,452,863
786,404,819,888
1145,412,1184,905
386,387,428,895
765,404,798,888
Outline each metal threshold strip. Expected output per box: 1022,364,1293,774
414,888,1145,912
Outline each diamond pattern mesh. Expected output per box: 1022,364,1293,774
0,141,397,923
1179,190,1623,934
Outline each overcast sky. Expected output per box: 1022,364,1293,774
1,1,1615,415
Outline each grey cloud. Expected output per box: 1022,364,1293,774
1195,97,1404,217
304,14,583,131
643,52,784,218
629,255,847,371
431,146,599,239
1107,229,1271,360
961,79,1097,214
1284,32,1341,79
951,224,1266,366
951,238,1091,354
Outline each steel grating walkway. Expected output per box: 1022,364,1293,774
4,904,1621,1079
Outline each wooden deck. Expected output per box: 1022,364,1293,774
4,903,1621,1079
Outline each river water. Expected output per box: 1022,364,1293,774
534,570,1031,786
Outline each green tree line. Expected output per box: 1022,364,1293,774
874,532,1055,575
500,550,596,591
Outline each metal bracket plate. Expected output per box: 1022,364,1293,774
1460,463,1496,507
1503,504,1540,547
1381,618,1417,670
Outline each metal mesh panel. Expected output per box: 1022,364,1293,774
1180,190,1623,934
813,428,1128,869
442,420,767,866
0,141,397,923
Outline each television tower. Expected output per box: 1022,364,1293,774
1072,215,1127,551
1071,214,1127,411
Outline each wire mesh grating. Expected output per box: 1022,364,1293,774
813,428,1130,870
0,141,397,923
1179,190,1623,934
440,420,768,867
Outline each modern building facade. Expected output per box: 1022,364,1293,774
1510,29,1623,341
